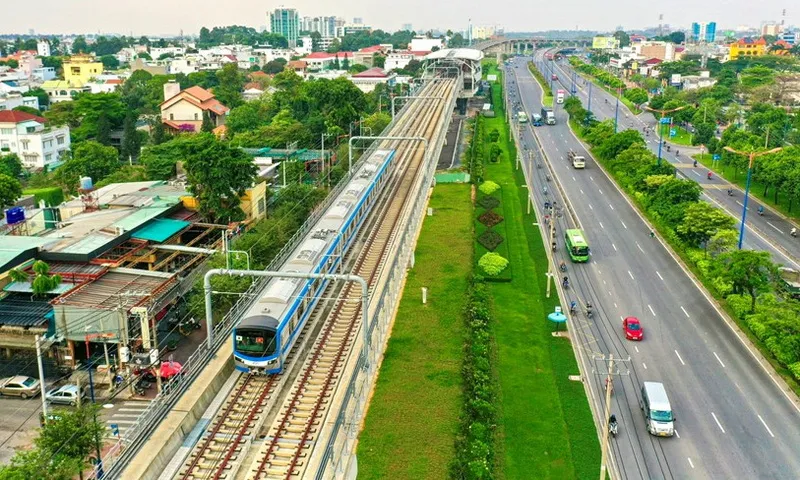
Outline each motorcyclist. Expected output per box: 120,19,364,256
586,302,593,317
609,414,617,425
552,241,557,251
693,160,698,167
791,227,797,237
675,149,679,156
727,188,733,196
570,301,577,314
758,206,764,216
560,261,566,272
707,172,713,180
562,276,569,287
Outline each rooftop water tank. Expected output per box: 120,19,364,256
5,207,25,225
80,176,93,190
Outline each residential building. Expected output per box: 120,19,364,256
150,47,186,59
87,78,123,94
762,23,783,36
471,25,496,40
780,31,797,45
592,36,620,50
691,22,717,43
169,57,200,75
629,34,647,44
287,60,307,73
337,23,372,37
349,67,396,93
243,82,265,101
0,110,70,170
385,51,428,71
729,37,768,58
302,51,354,70
31,67,56,82
409,37,444,52
160,82,230,132
40,79,91,103
301,16,337,38
637,41,678,61
14,53,43,79
0,93,40,111
130,57,169,75
681,71,717,90
63,54,103,84
771,39,794,55
269,8,300,48
36,40,51,57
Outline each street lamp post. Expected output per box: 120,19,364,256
723,146,783,250
643,105,688,166
613,87,620,133
587,81,592,114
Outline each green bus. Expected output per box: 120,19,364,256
565,229,590,262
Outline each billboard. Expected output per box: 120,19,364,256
592,36,620,50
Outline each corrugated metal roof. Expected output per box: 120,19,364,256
0,295,53,327
132,219,190,243
55,269,174,310
0,236,60,271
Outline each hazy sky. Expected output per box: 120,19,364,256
1,0,795,36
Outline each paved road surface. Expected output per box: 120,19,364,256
540,53,800,268
504,56,800,480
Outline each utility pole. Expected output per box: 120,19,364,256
35,335,48,422
596,353,631,480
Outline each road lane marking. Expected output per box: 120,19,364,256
636,242,644,253
598,188,604,195
648,304,656,316
675,429,680,438
693,170,701,177
572,176,576,181
589,204,593,210
681,306,690,318
580,189,585,194
621,220,628,229
758,414,775,438
612,243,617,251
713,352,726,368
627,270,634,280
675,350,686,365
687,458,694,468
766,221,783,234
642,362,647,369
711,412,725,433
614,302,618,308
656,271,664,281
603,280,607,285
590,176,595,181
609,203,615,210
634,346,639,353
600,221,605,229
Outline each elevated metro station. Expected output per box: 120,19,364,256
423,48,484,113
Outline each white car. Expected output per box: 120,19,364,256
45,385,85,406
0,376,40,399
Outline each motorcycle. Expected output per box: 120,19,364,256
560,262,567,273
562,277,570,289
609,417,619,437
586,304,593,318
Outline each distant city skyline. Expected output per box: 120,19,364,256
0,0,796,36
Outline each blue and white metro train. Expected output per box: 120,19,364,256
232,149,397,374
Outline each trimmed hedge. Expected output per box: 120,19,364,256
477,195,500,210
477,211,504,228
23,187,64,207
451,277,496,479
479,181,500,195
478,252,509,276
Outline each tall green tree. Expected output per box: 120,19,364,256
35,404,105,479
0,173,22,207
676,202,736,247
201,111,215,132
71,36,88,53
56,141,120,191
713,250,777,312
213,63,245,109
151,119,167,145
120,113,142,160
0,447,82,480
613,30,631,47
72,92,126,142
0,153,23,178
182,134,257,222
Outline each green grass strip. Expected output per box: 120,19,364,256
484,61,601,480
358,184,473,480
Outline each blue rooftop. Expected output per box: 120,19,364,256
132,218,191,243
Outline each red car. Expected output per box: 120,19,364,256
551,74,558,81
623,317,643,341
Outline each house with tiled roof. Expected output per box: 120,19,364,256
729,37,768,58
0,110,70,170
160,81,230,133
349,67,397,93
302,52,355,70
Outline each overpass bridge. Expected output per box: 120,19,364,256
474,36,591,56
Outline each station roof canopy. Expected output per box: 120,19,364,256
424,48,484,62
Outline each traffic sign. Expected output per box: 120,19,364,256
713,154,720,160
660,117,671,124
110,423,120,436
670,129,676,137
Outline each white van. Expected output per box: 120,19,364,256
640,382,675,437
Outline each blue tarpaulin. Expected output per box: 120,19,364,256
132,219,190,243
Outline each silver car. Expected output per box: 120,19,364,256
0,376,41,399
46,385,85,406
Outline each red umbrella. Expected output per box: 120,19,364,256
160,361,182,379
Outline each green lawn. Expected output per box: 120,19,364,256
665,125,693,146
358,184,472,480
484,63,601,479
693,153,800,223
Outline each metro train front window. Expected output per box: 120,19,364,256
235,331,276,356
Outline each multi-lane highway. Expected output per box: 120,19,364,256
541,53,800,267
505,55,800,479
